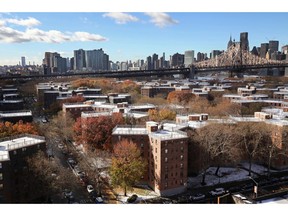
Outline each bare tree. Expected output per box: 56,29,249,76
193,123,239,185
234,122,270,176
26,151,79,202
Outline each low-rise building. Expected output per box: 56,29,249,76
112,121,188,196
0,134,46,203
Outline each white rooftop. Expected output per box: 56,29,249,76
149,130,188,140
63,103,92,108
0,111,32,117
0,135,45,162
112,126,148,135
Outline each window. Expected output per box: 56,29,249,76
0,173,2,180
0,163,2,169
155,148,157,153
13,150,17,155
165,182,168,188
165,149,168,154
37,144,40,149
22,147,26,152
0,184,3,190
180,146,184,152
141,143,144,148
180,155,183,160
180,163,183,168
165,157,168,163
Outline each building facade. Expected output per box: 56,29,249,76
112,121,188,196
0,134,46,203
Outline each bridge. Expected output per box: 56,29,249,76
0,43,287,80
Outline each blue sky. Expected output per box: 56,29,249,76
0,12,288,66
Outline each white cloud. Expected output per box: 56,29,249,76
6,17,41,27
72,32,107,42
0,20,5,26
103,12,138,24
0,19,108,43
145,12,178,28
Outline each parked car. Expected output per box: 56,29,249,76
95,196,104,204
190,193,206,201
58,143,65,149
67,158,77,168
127,194,138,203
209,188,227,196
87,185,95,193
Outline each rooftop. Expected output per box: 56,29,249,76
63,103,92,108
0,134,45,162
149,129,188,140
112,125,148,135
0,110,32,117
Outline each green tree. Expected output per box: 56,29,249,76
109,139,147,196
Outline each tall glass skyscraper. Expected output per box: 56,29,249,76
184,50,194,67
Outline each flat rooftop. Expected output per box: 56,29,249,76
0,135,45,162
112,126,148,135
63,103,92,108
0,111,32,117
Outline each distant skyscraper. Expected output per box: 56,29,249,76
210,50,222,59
282,45,288,55
146,56,152,70
269,40,279,53
74,49,86,70
251,46,259,56
21,56,26,67
240,32,249,51
260,43,269,58
43,52,68,73
66,57,70,68
152,53,158,69
197,52,205,62
227,35,233,49
171,53,184,67
184,50,194,67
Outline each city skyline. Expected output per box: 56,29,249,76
0,12,288,66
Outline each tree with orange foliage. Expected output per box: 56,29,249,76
148,108,176,122
167,91,194,105
109,139,147,196
0,120,38,138
73,113,124,151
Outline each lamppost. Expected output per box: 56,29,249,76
249,176,258,198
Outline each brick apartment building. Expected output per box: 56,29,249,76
112,121,188,196
0,134,46,203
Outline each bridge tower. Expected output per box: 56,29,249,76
189,65,195,80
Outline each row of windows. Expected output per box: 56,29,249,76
164,179,184,188
164,155,184,162
164,172,184,178
11,145,41,156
